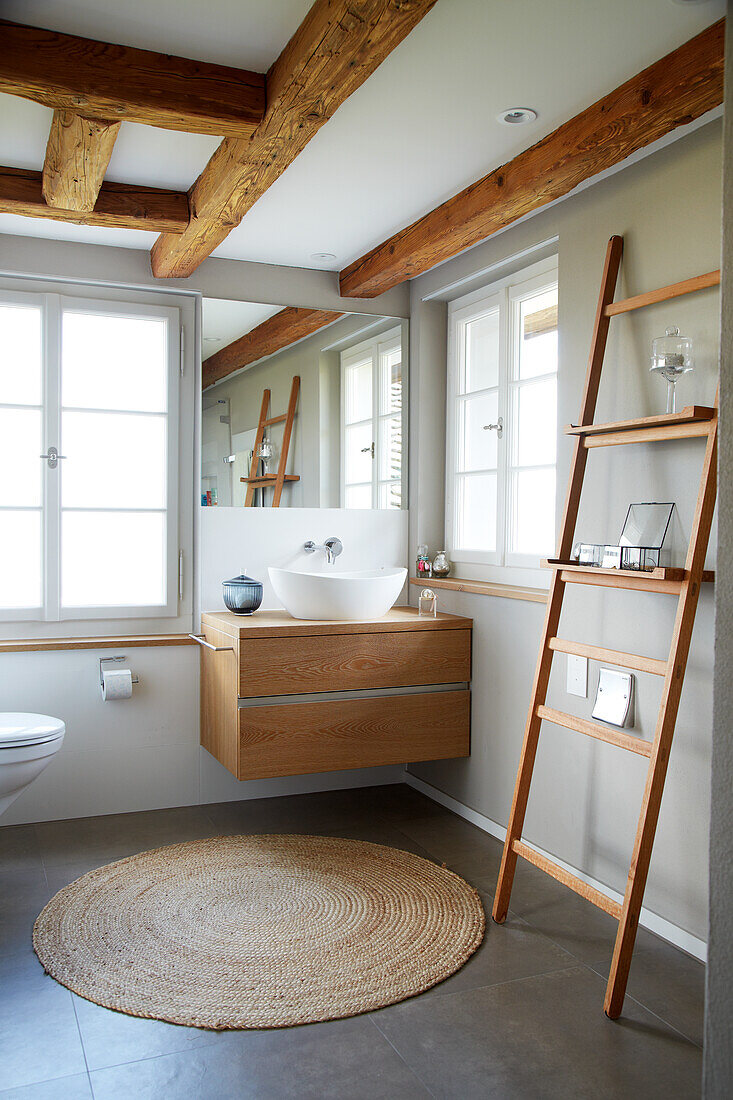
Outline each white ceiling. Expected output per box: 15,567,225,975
0,0,724,275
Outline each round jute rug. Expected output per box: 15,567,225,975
33,834,485,1030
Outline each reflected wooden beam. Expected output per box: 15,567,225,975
0,165,189,232
151,0,439,279
0,18,266,137
339,19,725,298
203,307,343,389
42,110,121,212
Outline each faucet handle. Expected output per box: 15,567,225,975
324,537,343,561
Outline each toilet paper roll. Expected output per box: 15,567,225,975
101,668,133,701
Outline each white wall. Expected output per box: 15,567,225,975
407,119,721,945
703,15,733,1094
199,506,409,613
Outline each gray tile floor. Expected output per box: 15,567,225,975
0,784,704,1099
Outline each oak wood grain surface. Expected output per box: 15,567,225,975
237,690,470,780
42,110,120,211
0,18,265,136
202,607,473,640
0,165,189,231
238,629,471,697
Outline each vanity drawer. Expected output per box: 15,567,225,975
237,689,470,780
238,629,471,698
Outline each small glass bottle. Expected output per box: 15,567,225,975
418,588,437,617
416,544,432,578
432,550,451,578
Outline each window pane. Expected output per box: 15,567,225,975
463,309,499,393
379,415,402,481
0,303,42,406
515,378,557,466
62,311,168,412
62,411,166,509
379,346,402,414
511,468,556,556
458,392,498,472
344,422,373,484
378,481,401,509
62,511,166,607
0,408,43,507
345,484,371,509
518,288,558,380
456,472,496,552
344,356,372,424
0,510,42,608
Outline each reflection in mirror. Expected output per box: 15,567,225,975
201,300,408,509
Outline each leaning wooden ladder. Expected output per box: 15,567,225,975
492,235,719,1018
241,375,300,507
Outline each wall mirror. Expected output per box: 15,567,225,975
201,299,408,509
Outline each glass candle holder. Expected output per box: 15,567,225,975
650,326,693,414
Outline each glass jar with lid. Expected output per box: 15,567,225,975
650,326,693,414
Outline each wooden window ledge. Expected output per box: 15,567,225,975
0,634,197,654
409,576,548,605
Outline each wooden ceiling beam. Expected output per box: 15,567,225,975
42,110,121,212
0,166,189,233
151,0,438,279
0,19,266,138
203,307,344,389
339,19,725,298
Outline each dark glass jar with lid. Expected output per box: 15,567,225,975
222,571,263,615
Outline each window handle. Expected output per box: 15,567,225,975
39,446,67,469
360,442,375,457
483,417,503,439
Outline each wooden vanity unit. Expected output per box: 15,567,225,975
198,607,472,780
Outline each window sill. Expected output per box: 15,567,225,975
0,634,197,654
409,576,548,605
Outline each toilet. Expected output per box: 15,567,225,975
0,713,65,815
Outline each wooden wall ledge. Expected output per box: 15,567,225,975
409,576,548,605
0,634,197,653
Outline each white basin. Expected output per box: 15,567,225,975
268,567,407,621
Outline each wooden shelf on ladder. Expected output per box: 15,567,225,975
241,375,300,507
491,234,719,1020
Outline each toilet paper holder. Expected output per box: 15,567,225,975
99,656,140,688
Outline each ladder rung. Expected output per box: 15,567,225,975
537,705,652,757
262,414,288,426
512,840,622,919
240,474,299,484
548,638,667,677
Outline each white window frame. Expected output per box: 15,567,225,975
445,256,558,587
0,277,195,638
339,324,405,509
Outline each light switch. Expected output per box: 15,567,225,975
566,654,588,697
592,668,635,728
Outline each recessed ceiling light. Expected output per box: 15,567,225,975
497,107,538,126
310,252,337,263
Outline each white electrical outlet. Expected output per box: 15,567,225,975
566,654,588,697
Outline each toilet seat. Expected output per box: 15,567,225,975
0,712,65,749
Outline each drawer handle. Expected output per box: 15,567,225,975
188,633,235,652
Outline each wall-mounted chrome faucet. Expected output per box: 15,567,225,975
304,537,343,564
